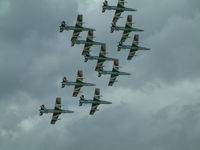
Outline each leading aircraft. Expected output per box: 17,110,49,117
111,15,143,44
61,70,96,97
59,14,95,45
83,44,117,70
118,34,150,60
72,30,105,54
97,59,131,86
102,0,136,25
79,88,112,115
39,97,74,124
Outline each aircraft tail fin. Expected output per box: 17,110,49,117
79,95,85,106
39,105,45,116
61,76,67,88
102,0,108,12
118,42,123,51
60,21,66,32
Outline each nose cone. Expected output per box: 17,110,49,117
105,101,112,104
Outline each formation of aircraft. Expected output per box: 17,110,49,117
102,0,136,25
118,34,150,60
79,88,112,115
97,59,131,86
40,0,150,124
61,70,96,97
39,97,74,124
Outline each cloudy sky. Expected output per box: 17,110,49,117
0,0,200,149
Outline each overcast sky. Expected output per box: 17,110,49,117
0,0,200,150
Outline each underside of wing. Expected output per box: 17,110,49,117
94,88,100,101
82,44,92,55
120,30,131,43
108,74,118,86
71,30,81,41
51,97,62,124
55,97,62,110
73,85,82,97
95,59,105,71
75,14,83,28
127,50,136,60
112,10,123,25
99,44,106,57
51,112,61,124
125,15,132,28
76,70,83,83
89,103,99,115
117,0,125,8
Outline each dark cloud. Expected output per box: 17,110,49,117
0,0,200,150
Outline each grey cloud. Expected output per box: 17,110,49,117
1,0,200,150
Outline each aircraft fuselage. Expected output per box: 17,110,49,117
111,26,144,32
60,26,95,32
74,40,104,46
40,109,74,114
118,44,150,51
98,70,131,76
62,81,95,86
85,55,116,61
80,99,112,104
103,6,136,11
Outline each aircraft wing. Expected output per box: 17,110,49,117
131,34,139,47
127,35,140,60
112,0,125,25
117,0,125,8
51,97,62,124
108,74,118,86
89,88,100,115
127,50,136,60
73,70,83,97
119,15,132,43
71,15,83,41
82,30,94,55
108,60,119,86
95,44,106,71
72,85,82,97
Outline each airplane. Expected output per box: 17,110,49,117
79,88,112,115
97,59,131,86
102,0,136,25
83,44,117,70
59,14,96,46
111,15,144,43
61,70,96,97
39,97,74,124
117,34,150,60
72,30,105,54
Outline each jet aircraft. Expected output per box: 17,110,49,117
111,15,143,44
97,59,131,86
61,70,96,97
39,97,74,124
83,44,117,70
79,88,112,115
118,34,150,60
72,30,105,54
59,14,95,46
102,0,136,25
